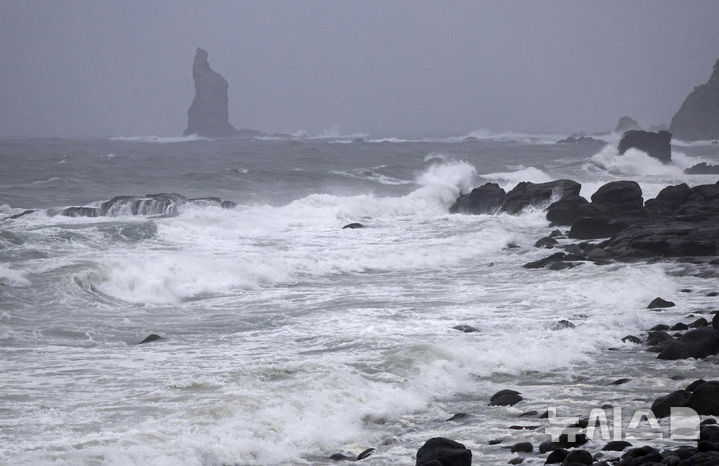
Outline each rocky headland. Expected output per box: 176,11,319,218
670,59,719,141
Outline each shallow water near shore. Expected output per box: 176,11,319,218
1,134,718,464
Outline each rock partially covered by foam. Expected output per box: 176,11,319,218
61,193,236,217
670,58,719,141
449,182,506,214
618,130,672,163
415,437,471,466
499,180,581,215
184,48,236,137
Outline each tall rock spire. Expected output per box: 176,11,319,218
669,58,719,141
183,48,236,137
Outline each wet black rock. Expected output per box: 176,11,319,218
602,440,632,451
687,381,719,415
62,193,236,218
450,182,506,214
523,252,568,269
546,195,589,226
343,223,365,229
489,389,523,406
591,181,644,210
553,320,575,330
611,378,631,385
544,448,569,464
561,449,592,465
446,413,470,422
650,324,670,331
621,335,642,344
678,328,719,358
657,341,691,360
415,437,471,466
646,330,673,346
510,442,533,453
714,313,719,331
651,389,692,418
500,180,581,215
618,130,672,163
648,297,675,309
671,322,689,331
689,317,710,328
329,453,353,461
357,448,374,460
535,237,559,249
138,334,162,344
452,325,479,333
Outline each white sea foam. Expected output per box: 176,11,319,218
0,264,30,286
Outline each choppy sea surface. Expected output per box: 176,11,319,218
1,131,718,465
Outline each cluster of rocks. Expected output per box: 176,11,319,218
60,193,237,218
452,175,719,268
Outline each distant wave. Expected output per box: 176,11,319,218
583,144,702,177
110,134,210,143
329,168,414,186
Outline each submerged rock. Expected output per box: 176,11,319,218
648,297,675,309
138,334,162,344
184,48,236,137
415,437,471,466
670,58,719,141
618,130,672,163
489,389,523,406
342,223,365,229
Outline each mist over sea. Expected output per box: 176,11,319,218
1,132,718,464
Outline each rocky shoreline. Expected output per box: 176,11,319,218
401,176,719,465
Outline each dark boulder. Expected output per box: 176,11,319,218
687,381,719,416
546,195,589,226
510,442,533,453
618,130,672,163
669,58,719,141
621,335,642,344
452,325,479,333
545,448,569,464
535,237,558,249
450,183,506,214
590,181,644,210
689,317,709,328
523,252,568,269
561,449,592,465
500,180,581,215
415,437,471,466
657,341,691,360
489,389,523,406
678,328,719,358
139,334,162,344
648,297,675,309
343,223,365,229
602,440,632,451
62,206,101,217
713,312,719,330
646,330,673,346
651,390,691,418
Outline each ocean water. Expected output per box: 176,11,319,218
1,133,718,465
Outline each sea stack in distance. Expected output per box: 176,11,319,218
183,48,236,137
669,58,719,140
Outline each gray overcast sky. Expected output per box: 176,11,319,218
1,0,718,138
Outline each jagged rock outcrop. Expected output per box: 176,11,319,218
615,116,641,133
184,48,236,137
499,180,581,214
449,182,506,214
670,59,719,141
618,130,672,163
